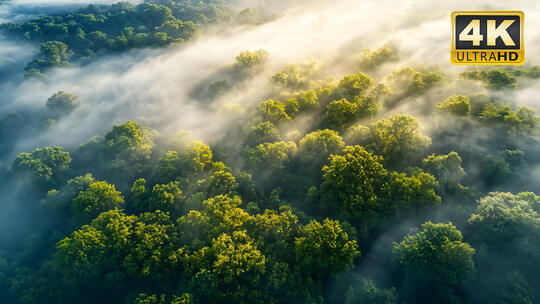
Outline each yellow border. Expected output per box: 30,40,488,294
451,11,524,65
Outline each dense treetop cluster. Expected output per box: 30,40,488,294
0,0,248,79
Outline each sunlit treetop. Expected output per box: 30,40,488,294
298,129,344,159
234,49,269,71
358,45,400,71
435,95,471,116
461,69,517,90
365,114,431,168
384,67,444,108
12,146,71,186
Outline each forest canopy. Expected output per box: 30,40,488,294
1,1,540,304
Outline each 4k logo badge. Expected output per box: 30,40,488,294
451,11,524,65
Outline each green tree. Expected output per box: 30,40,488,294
319,145,388,223
345,277,397,304
271,62,318,91
422,152,466,192
185,230,267,304
295,219,359,280
121,211,179,278
12,146,71,185
54,210,135,283
385,67,443,107
461,69,517,90
130,180,185,215
54,208,180,293
468,192,540,247
101,121,154,181
26,41,70,72
344,124,370,146
393,221,476,286
153,151,182,183
245,141,297,171
366,114,431,168
132,294,167,304
177,195,250,247
246,206,300,262
46,91,81,118
257,99,291,125
387,171,441,211
204,170,239,197
149,181,184,214
326,99,359,130
478,104,538,135
71,181,124,220
358,45,399,70
233,49,268,77
103,121,153,162
332,72,374,101
247,121,281,147
234,49,269,69
181,141,213,173
298,129,344,161
151,140,213,184
499,271,535,304
140,4,174,28
285,90,319,116
42,173,96,214
435,95,471,116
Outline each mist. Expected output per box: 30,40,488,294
2,0,539,157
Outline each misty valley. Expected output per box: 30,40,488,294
1,0,540,304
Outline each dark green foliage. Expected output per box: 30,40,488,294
130,179,185,215
12,146,71,187
468,192,540,248
2,0,231,77
499,272,535,304
423,152,466,193
25,41,71,73
461,69,517,90
393,222,476,285
345,277,397,304
478,104,538,135
247,121,281,147
46,91,81,118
